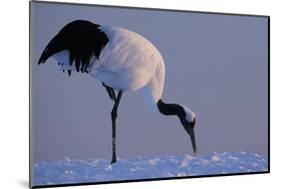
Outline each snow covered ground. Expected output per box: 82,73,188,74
33,151,268,186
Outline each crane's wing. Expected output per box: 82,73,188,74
38,20,109,73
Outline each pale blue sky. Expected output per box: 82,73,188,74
31,2,268,163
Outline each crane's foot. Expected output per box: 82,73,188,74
110,157,117,164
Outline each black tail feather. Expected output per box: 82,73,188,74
37,20,109,73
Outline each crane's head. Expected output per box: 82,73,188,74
178,105,197,154
157,100,197,154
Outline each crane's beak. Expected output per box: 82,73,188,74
183,120,197,154
188,127,197,154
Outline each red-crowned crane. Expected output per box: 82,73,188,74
38,20,197,164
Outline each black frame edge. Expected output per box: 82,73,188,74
267,16,270,173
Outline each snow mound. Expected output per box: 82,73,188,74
33,151,268,186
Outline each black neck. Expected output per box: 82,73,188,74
157,99,185,118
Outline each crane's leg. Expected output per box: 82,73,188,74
102,82,116,101
111,91,123,164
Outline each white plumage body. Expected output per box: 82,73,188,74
90,26,165,103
